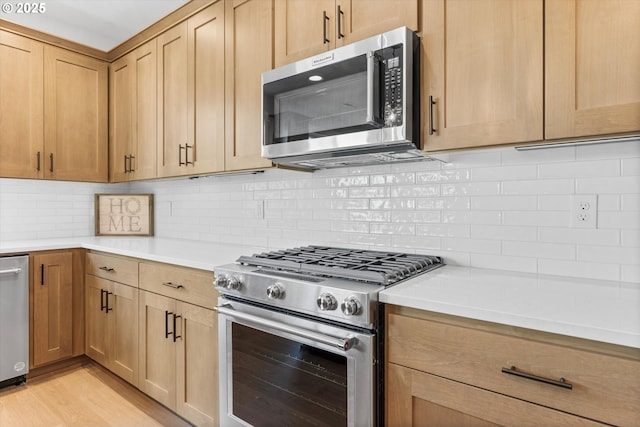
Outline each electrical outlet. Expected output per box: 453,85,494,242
570,195,597,229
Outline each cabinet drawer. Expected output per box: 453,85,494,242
387,311,640,427
139,261,216,308
87,252,138,286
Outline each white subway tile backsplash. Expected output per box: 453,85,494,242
538,159,620,178
622,265,640,283
441,237,501,254
370,173,415,185
622,194,640,211
443,210,502,225
503,211,569,227
370,223,415,235
622,229,640,248
503,241,575,260
416,197,470,210
441,182,500,196
416,224,471,238
502,179,574,195
471,225,537,241
416,169,471,182
390,184,440,197
470,253,538,273
576,176,640,194
578,245,640,265
471,164,537,181
538,227,621,246
470,196,537,211
598,212,640,230
1,141,638,283
575,139,640,160
622,158,640,176
538,259,621,281
537,195,571,211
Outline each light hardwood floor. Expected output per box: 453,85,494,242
0,361,192,427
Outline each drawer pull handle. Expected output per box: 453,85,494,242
99,266,115,272
162,282,184,289
501,366,572,390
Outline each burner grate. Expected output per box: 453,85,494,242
237,246,443,285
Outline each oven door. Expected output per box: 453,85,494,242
216,297,376,427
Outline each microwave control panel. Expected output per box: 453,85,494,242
381,44,403,127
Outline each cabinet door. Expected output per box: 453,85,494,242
131,40,158,181
109,54,134,182
423,0,543,151
224,0,275,171
386,363,606,427
43,46,108,182
109,281,138,385
336,0,418,46
176,302,218,427
545,0,640,139
32,252,73,367
0,30,43,179
110,41,158,182
157,23,188,178
274,0,336,67
188,1,226,175
85,275,109,366
138,290,176,409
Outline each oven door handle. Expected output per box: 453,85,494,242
215,304,357,351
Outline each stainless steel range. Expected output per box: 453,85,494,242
214,246,442,427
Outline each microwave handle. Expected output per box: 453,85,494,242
366,51,381,126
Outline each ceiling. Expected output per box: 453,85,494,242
2,0,190,51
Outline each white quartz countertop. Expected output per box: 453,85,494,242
380,265,640,349
0,236,266,271
2,237,638,349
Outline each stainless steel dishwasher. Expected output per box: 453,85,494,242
0,255,29,388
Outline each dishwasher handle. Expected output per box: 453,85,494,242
215,303,356,351
0,268,22,275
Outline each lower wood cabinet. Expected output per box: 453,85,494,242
85,275,138,385
138,261,218,427
386,305,640,427
84,252,219,427
30,250,84,368
387,363,605,427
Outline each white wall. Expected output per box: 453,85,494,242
1,139,638,283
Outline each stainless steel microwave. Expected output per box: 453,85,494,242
262,27,424,170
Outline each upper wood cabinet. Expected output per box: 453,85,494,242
274,0,419,67
44,46,108,182
109,40,157,182
422,0,543,151
224,0,275,171
0,30,43,179
157,1,225,178
545,0,640,139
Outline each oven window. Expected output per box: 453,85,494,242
232,323,347,427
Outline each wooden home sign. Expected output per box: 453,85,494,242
95,194,154,236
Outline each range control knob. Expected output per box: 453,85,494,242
266,283,285,299
226,276,242,290
341,296,362,316
213,274,229,288
317,293,338,311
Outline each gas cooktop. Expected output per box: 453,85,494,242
237,245,442,286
